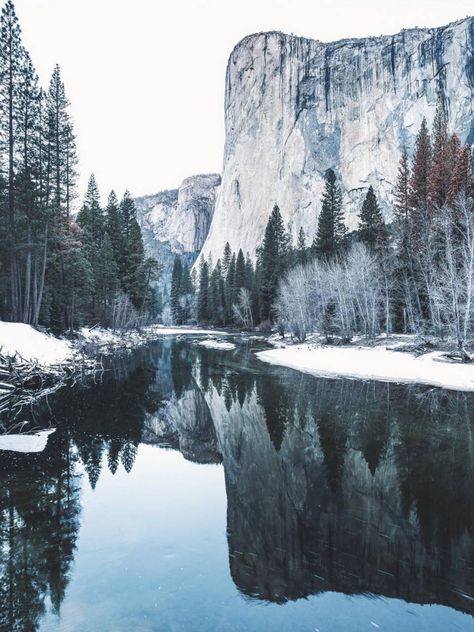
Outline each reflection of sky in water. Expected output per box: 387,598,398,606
39,445,472,632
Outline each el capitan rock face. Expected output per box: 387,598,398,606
200,17,474,260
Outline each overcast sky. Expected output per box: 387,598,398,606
13,0,474,201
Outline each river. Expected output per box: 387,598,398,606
0,335,473,631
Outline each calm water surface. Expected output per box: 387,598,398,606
0,336,473,631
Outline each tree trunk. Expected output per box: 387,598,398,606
23,228,32,323
33,224,48,326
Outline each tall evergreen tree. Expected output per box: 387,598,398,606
394,151,410,222
225,252,236,320
358,186,386,250
46,65,77,216
235,248,246,292
170,256,183,324
408,117,431,213
208,264,222,325
222,242,232,278
313,169,345,260
119,190,145,307
105,190,123,264
77,175,106,321
447,145,471,204
297,226,307,265
77,174,104,243
197,259,209,322
259,204,290,321
428,101,449,208
0,0,25,320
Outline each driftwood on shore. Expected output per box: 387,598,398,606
0,350,102,425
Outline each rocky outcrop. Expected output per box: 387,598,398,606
135,173,221,257
200,18,474,260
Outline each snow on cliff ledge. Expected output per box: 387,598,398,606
200,18,474,261
0,322,73,366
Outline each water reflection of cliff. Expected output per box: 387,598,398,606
191,355,474,614
0,338,473,629
141,343,221,464
141,342,474,612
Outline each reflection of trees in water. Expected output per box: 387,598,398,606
196,367,474,613
0,427,81,631
0,343,165,630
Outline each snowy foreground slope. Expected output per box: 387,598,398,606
257,344,474,392
200,17,474,260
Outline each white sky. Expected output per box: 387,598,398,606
14,0,474,202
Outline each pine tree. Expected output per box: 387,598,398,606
428,101,449,208
225,253,236,320
297,226,307,265
217,258,226,321
394,151,410,221
15,50,44,324
137,256,160,320
447,145,471,204
119,190,145,307
313,169,346,260
77,175,105,321
259,204,290,321
197,259,209,322
46,65,77,216
222,242,232,279
43,65,78,329
170,256,183,324
105,190,124,264
358,186,385,250
235,248,246,292
77,174,104,243
208,264,222,325
408,117,431,213
0,0,25,320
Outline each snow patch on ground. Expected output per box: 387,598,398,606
79,327,145,350
257,344,474,392
0,428,56,453
0,322,72,366
198,340,236,351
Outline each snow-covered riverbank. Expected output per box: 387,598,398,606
0,322,230,367
0,322,73,366
79,325,230,354
257,342,474,392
